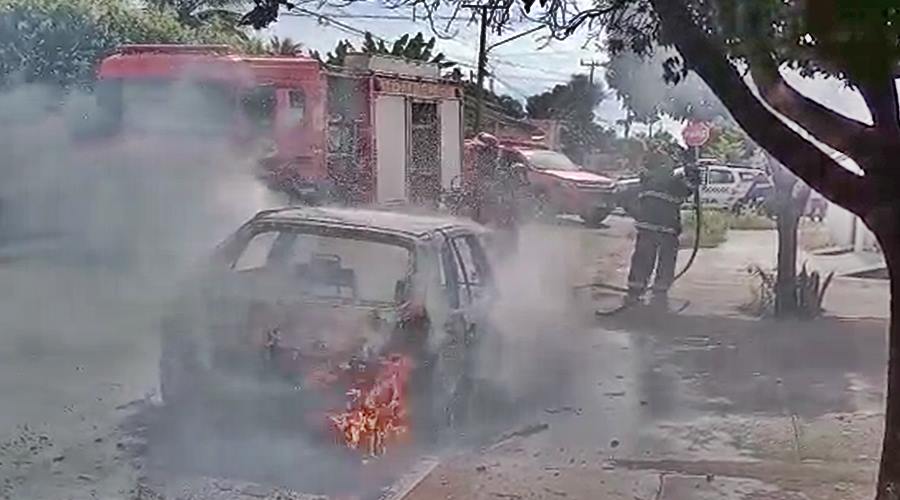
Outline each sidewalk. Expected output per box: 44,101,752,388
585,220,889,320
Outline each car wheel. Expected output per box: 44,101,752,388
535,191,559,220
159,337,188,407
159,322,202,408
409,348,473,446
582,208,612,228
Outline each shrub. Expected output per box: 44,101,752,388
680,208,729,248
0,0,241,88
742,263,834,318
729,212,776,230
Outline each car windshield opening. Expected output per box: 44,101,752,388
232,229,412,304
521,150,580,171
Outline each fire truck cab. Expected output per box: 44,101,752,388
90,45,464,206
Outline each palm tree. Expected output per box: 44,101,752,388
241,37,268,55
267,36,303,56
317,32,455,68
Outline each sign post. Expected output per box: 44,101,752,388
682,120,710,171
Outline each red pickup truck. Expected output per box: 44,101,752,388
504,144,617,227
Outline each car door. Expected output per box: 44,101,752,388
441,233,493,340
701,167,739,209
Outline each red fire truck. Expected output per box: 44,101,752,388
459,136,617,226
87,45,464,206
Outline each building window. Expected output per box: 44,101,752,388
287,89,305,124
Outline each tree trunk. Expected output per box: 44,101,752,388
775,211,799,316
769,157,810,317
874,204,900,500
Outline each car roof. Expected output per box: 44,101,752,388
249,206,487,239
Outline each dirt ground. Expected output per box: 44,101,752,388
0,216,891,500
405,217,890,500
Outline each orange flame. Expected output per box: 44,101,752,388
328,355,413,456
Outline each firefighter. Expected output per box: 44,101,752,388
624,141,699,310
467,132,502,224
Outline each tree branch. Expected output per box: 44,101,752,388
649,0,873,217
747,56,879,162
855,76,900,136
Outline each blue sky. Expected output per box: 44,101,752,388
266,1,628,125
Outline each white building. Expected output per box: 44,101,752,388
822,201,879,252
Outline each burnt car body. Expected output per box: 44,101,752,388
160,207,495,455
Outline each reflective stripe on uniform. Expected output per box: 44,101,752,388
635,222,678,234
639,191,682,204
628,281,646,291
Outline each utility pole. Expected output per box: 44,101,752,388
464,4,498,133
462,5,546,133
580,59,601,85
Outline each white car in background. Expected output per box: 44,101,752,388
615,163,771,214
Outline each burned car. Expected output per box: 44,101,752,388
159,207,495,456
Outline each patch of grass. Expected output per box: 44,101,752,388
729,212,776,230
799,221,835,251
680,209,730,248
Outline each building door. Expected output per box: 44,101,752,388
408,101,442,206
374,95,407,204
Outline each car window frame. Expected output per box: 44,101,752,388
439,238,462,310
708,168,736,185
448,234,492,305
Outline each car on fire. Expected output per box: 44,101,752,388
159,207,495,456
506,145,618,227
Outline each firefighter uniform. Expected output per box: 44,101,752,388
467,133,502,225
626,164,697,306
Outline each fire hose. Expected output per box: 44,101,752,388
674,176,702,282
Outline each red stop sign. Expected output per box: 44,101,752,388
682,121,710,147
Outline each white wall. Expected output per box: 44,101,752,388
824,202,856,248
824,201,880,252
374,95,407,204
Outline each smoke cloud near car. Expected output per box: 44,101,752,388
0,77,587,498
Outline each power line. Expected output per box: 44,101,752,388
488,71,533,99
283,8,477,69
283,12,461,21
490,59,575,78
490,49,586,57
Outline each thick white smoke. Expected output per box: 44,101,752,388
0,80,287,497
0,83,282,288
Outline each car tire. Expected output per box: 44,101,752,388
159,336,189,407
529,190,554,220
159,320,203,409
582,208,612,228
410,344,477,447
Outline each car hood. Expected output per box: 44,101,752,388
541,169,614,184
